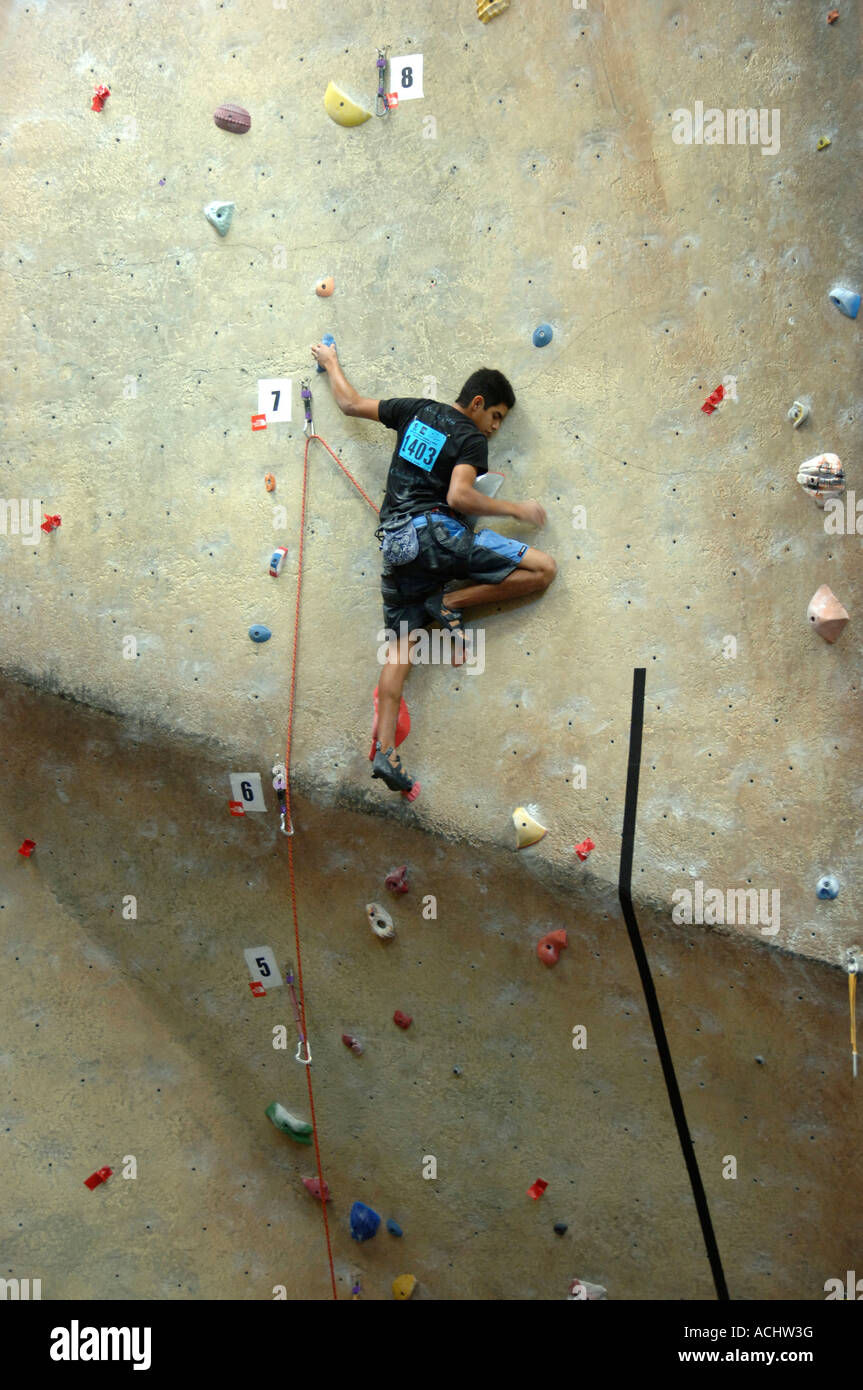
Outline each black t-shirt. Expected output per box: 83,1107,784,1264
377,397,488,529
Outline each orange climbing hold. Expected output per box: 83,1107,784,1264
537,929,567,966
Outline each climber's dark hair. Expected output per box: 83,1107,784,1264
455,368,515,412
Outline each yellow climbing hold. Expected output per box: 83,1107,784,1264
817,136,831,150
392,1274,417,1300
512,807,547,850
324,82,372,127
477,0,510,21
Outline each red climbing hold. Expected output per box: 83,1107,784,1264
91,85,110,112
40,515,61,533
18,839,36,857
527,1179,548,1200
302,1176,331,1202
574,838,595,862
537,929,567,966
393,1010,412,1029
84,1167,112,1190
701,384,725,414
342,1033,364,1054
385,865,409,894
369,687,411,761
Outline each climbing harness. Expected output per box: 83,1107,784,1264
285,962,312,1065
375,47,390,116
847,947,859,1079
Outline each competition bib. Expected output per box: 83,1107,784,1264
398,417,448,472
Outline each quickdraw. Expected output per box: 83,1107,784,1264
301,381,313,437
272,760,293,836
285,962,312,1065
375,47,390,116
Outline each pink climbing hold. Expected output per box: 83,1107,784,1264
386,865,409,894
302,1176,331,1202
537,929,567,966
574,838,595,862
342,1033,364,1055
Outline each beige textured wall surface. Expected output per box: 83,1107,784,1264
1,677,859,1301
0,0,860,1302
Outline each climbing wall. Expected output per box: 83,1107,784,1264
1,0,860,1301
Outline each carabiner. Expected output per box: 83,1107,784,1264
295,1037,312,1066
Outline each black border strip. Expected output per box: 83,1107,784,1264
618,667,730,1301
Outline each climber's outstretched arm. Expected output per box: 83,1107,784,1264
310,341,379,420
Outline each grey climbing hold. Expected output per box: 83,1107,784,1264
816,873,839,900
249,624,271,643
204,200,234,236
829,287,860,319
533,323,553,347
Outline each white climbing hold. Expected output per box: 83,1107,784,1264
366,902,395,939
567,1277,608,1300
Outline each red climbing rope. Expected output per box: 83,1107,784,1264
282,432,379,1302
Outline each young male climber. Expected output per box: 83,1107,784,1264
309,340,557,795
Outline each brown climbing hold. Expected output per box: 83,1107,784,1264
315,276,335,297
393,1010,412,1029
513,807,547,850
214,102,251,133
807,584,849,643
537,930,567,966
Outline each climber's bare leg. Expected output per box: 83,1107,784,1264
446,548,557,610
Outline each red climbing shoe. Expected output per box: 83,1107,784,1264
369,687,411,762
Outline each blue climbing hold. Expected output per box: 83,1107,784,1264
248,624,272,643
816,873,839,900
829,287,860,319
350,1201,381,1242
532,323,553,347
386,1218,403,1237
316,332,336,372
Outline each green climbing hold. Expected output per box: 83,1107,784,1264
265,1101,313,1144
204,200,234,236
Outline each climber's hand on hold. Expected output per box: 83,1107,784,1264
513,499,547,527
311,340,338,372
